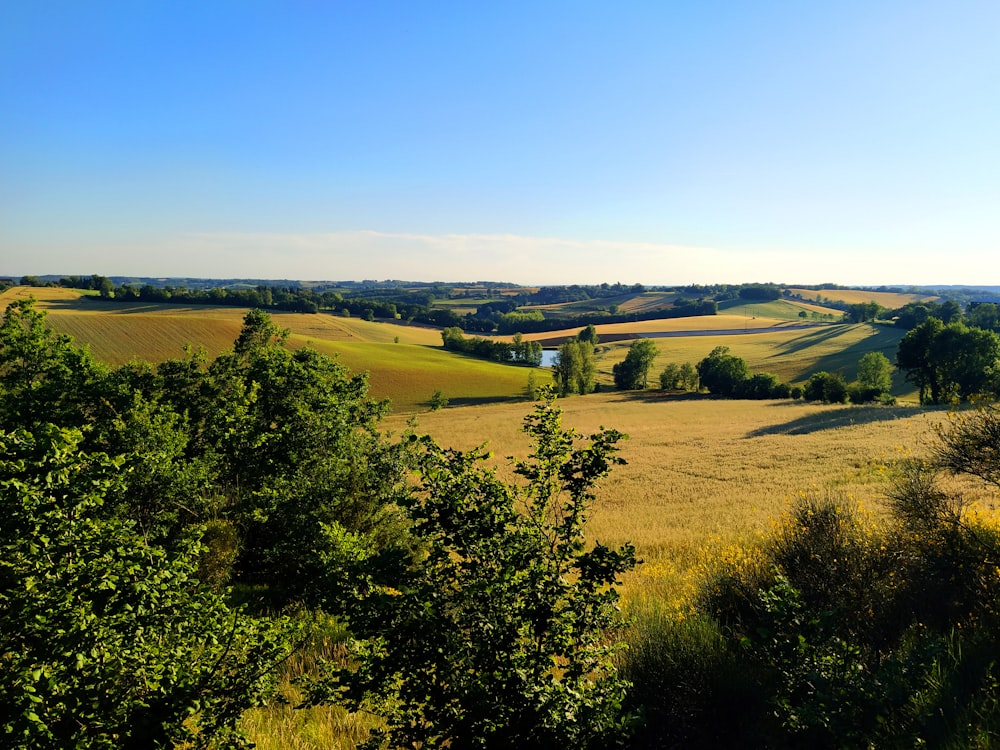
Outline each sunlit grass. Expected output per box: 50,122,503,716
785,287,937,307
386,394,949,585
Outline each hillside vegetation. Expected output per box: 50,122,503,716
1,286,916,411
5,289,1000,749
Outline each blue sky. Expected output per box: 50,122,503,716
2,1,998,285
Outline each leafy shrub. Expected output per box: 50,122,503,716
803,371,848,403
0,426,292,749
305,394,638,749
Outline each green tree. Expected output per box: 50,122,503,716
552,339,596,396
0,426,291,749
0,306,411,605
803,371,849,403
511,333,543,366
307,394,637,749
897,319,1000,404
932,322,1000,402
696,346,750,397
850,351,895,403
896,318,945,404
202,311,412,605
577,324,599,347
659,363,681,390
856,351,893,394
613,339,658,390
429,389,448,410
743,372,788,399
0,298,106,431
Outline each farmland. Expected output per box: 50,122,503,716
3,286,914,413
5,281,995,748
785,287,937,308
386,394,956,586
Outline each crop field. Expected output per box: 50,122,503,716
716,297,842,320
786,287,936,307
517,312,834,346
0,287,530,413
2,287,914,412
526,291,681,316
591,322,909,394
300,338,537,412
387,394,971,599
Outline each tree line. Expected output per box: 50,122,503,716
441,327,543,366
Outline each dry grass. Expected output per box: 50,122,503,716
387,394,954,596
786,287,937,307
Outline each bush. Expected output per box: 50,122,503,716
804,371,848,403
0,426,292,749
306,395,637,749
742,372,790,399
620,607,765,749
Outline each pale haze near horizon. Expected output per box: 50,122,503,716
1,1,998,287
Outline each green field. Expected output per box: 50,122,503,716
717,297,842,320
3,286,914,412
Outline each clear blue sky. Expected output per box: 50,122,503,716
2,1,997,286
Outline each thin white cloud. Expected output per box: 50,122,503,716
4,229,988,287
171,230,746,285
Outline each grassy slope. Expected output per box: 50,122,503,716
298,338,537,413
527,291,680,316
717,297,842,320
589,323,908,394
4,286,912,411
1,287,534,414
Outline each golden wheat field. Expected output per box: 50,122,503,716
785,287,937,307
386,394,969,593
246,394,964,749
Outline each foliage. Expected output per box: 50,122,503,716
658,362,698,391
613,339,659,390
696,346,750,397
849,351,895,403
677,402,1000,747
897,319,1000,404
306,394,638,749
429,390,448,410
0,298,106,432
931,403,1000,491
803,371,848,403
201,312,412,605
577,324,599,346
843,301,884,323
738,284,782,301
441,327,542,366
0,426,293,749
0,301,412,608
552,339,597,396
